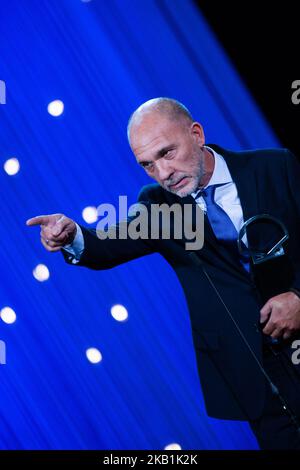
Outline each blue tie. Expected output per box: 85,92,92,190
199,185,250,272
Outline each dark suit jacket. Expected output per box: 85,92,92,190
63,145,300,420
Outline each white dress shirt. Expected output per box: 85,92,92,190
63,223,84,263
191,146,247,239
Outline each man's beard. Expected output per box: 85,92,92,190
159,174,199,198
163,158,205,197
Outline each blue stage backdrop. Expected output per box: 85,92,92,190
0,0,279,449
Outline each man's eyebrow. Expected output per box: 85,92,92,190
138,145,176,165
156,145,175,158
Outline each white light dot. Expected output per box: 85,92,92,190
47,100,64,117
164,443,182,450
82,206,98,224
86,347,102,364
111,304,128,322
1,307,17,324
3,158,20,176
33,264,50,282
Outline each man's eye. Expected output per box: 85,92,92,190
142,162,153,170
164,149,174,159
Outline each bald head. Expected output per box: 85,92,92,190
127,97,193,145
126,97,213,198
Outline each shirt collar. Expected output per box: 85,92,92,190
191,145,232,198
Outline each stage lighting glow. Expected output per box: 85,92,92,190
1,307,17,324
111,304,128,322
47,100,64,117
3,158,20,176
164,443,182,450
33,264,50,282
82,206,98,224
86,347,102,364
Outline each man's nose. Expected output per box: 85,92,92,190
155,160,173,181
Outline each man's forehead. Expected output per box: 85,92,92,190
130,116,181,153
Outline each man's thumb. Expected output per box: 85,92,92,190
52,224,63,236
260,301,272,323
51,216,65,236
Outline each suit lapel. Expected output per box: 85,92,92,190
221,149,259,222
214,145,262,251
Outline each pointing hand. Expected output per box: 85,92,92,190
26,213,77,252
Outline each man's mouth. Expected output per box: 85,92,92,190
169,176,189,190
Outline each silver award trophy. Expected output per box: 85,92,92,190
238,214,293,304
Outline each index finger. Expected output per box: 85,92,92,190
26,215,50,227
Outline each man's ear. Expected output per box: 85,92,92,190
191,122,205,147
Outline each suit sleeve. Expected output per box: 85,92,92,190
61,188,157,270
284,149,300,292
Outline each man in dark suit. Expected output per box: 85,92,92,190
27,98,300,449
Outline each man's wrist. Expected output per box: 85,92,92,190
62,223,84,261
66,222,77,246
